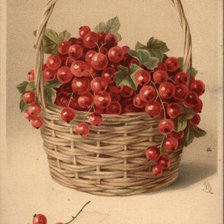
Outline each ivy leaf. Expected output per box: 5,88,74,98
178,57,198,76
115,65,129,86
173,118,188,132
16,81,28,94
128,49,159,70
185,125,195,146
25,81,36,91
44,29,60,44
193,126,207,138
44,87,56,105
94,22,106,33
45,79,62,89
181,107,195,120
135,41,147,50
59,30,71,42
19,99,29,112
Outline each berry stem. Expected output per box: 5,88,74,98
159,135,166,152
168,77,176,85
68,93,74,107
64,201,91,224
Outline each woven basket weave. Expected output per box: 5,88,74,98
34,0,192,196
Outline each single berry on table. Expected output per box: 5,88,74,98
32,214,47,224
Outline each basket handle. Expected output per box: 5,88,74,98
34,0,192,108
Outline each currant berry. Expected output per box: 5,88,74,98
70,61,88,77
24,109,33,121
135,69,151,86
189,114,201,125
139,85,156,103
55,92,70,107
120,85,134,98
190,80,205,96
174,72,188,84
44,68,56,81
78,92,94,109
94,92,111,109
152,164,163,176
91,77,108,93
68,44,83,60
123,104,138,113
145,101,162,117
82,32,99,49
61,107,76,123
98,32,106,44
33,214,47,224
28,104,42,117
89,112,102,126
46,54,61,70
108,46,124,64
110,85,123,94
171,130,184,139
106,101,122,114
158,82,175,100
23,91,36,104
193,98,203,113
157,155,171,169
184,91,199,108
154,62,167,71
153,70,168,84
163,136,179,152
91,53,108,71
102,67,116,84
145,146,160,161
79,26,91,38
85,50,97,65
165,57,179,73
76,122,90,136
167,103,182,118
58,41,72,55
133,94,146,108
72,78,90,94
31,117,44,129
57,66,73,83
27,69,35,82
158,119,174,135
104,33,118,48
100,46,108,55
174,84,189,101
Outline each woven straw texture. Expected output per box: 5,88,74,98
34,0,192,196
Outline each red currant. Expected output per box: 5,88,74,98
98,32,106,44
167,103,182,118
154,62,167,71
78,92,94,109
28,104,42,117
157,155,171,169
158,119,174,135
159,82,175,100
163,136,179,152
94,92,111,109
135,69,151,86
145,146,160,161
61,107,76,123
46,54,61,70
165,57,179,73
189,114,201,125
58,41,72,55
68,44,83,60
70,61,88,77
83,32,99,49
23,91,36,104
55,92,70,107
190,80,205,96
108,46,124,64
44,68,56,81
27,69,35,82
145,101,162,117
72,78,90,94
100,46,108,55
102,67,116,84
171,130,184,139
152,164,163,176
85,50,97,65
193,98,203,113
184,91,199,108
91,77,108,93
31,117,44,129
33,214,47,224
106,101,122,114
174,72,188,84
120,85,134,98
104,33,118,48
174,84,189,101
89,112,102,126
79,26,91,38
24,109,33,121
57,66,73,83
76,122,90,136
91,53,108,71
153,70,168,84
133,94,146,108
139,85,156,103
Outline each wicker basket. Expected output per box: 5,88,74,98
34,0,192,196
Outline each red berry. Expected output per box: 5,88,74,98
108,46,124,64
85,50,97,65
102,67,116,84
76,122,90,136
189,114,201,125
154,62,167,71
152,164,163,176
139,85,156,103
104,33,118,48
158,119,174,135
68,44,83,60
57,66,73,83
28,104,42,117
174,84,189,101
24,109,33,121
27,69,35,82
123,104,138,113
110,85,123,94
78,92,94,109
31,117,44,129
133,94,146,108
106,101,122,114
120,85,134,98
184,91,199,108
91,77,108,93
44,68,56,81
79,26,91,38
165,57,179,73
159,82,175,100
83,32,99,49
91,53,108,71
193,98,203,113
33,214,47,224
55,92,70,107
69,95,81,110
89,112,102,126
58,41,72,55
70,61,88,77
135,69,151,86
171,131,184,139
61,107,76,123
158,155,171,169
145,101,162,117
98,32,106,44
190,80,205,96
94,92,111,109
72,78,90,94
163,136,179,152
46,54,61,70
167,103,182,118
23,91,36,104
174,72,188,84
145,146,160,161
153,70,168,84
128,58,139,67
100,46,108,55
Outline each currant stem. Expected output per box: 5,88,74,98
68,93,74,107
64,201,91,224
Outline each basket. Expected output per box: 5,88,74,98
34,0,192,196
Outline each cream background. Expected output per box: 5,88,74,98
0,0,223,223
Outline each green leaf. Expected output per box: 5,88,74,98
129,64,142,90
178,57,198,76
44,29,60,44
105,16,120,33
59,30,71,41
45,79,62,89
16,81,28,94
135,41,147,50
19,99,29,112
111,31,122,41
115,65,129,86
25,81,36,91
173,117,188,132
94,22,106,33
44,87,56,105
185,125,195,146
193,126,207,138
181,107,195,120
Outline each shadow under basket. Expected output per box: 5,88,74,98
41,105,182,196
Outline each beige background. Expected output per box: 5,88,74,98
0,0,223,223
